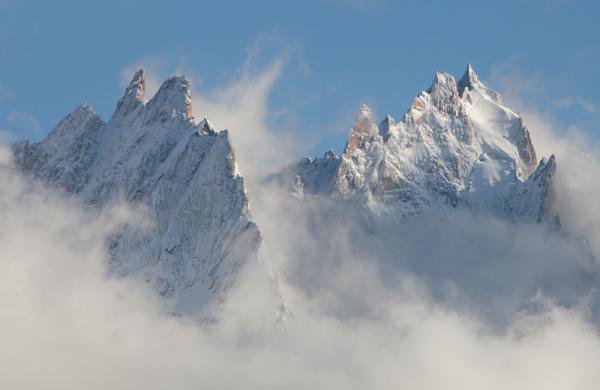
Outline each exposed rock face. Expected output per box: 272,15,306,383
285,65,556,222
12,70,261,313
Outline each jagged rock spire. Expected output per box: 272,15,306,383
427,72,460,111
144,75,194,125
516,118,538,173
355,104,376,134
112,69,146,121
198,118,216,135
323,149,338,159
379,114,395,140
343,104,378,156
508,155,557,223
458,64,480,96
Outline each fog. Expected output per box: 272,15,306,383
3,65,600,389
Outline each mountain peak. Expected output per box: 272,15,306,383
458,63,480,95
128,69,146,92
144,74,194,125
323,149,338,159
342,104,378,156
53,103,104,138
354,104,376,134
429,72,456,89
381,113,394,125
427,72,459,110
379,114,395,140
111,69,146,121
74,103,94,115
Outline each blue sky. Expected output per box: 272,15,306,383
0,0,598,155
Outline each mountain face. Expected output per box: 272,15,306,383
283,65,556,223
12,70,261,313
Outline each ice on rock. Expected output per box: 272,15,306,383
12,71,261,314
284,64,557,223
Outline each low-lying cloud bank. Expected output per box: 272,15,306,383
3,62,600,389
2,139,600,390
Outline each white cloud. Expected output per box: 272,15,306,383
2,154,600,389
191,57,300,182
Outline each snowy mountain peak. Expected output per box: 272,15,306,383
343,104,379,156
379,114,395,140
64,103,103,128
12,103,105,193
76,102,94,113
430,71,457,89
44,103,105,148
427,72,461,112
323,149,338,159
111,69,146,121
457,63,479,95
144,75,194,125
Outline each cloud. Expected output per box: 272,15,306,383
7,111,42,134
3,152,600,389
191,57,301,182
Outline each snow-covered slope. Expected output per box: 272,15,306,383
286,65,556,222
12,70,261,313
